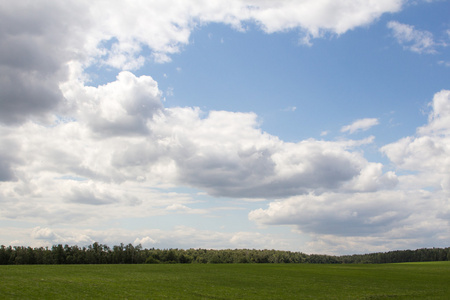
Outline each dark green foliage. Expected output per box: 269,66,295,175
339,247,450,264
0,243,449,265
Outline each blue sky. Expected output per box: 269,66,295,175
146,4,449,148
1,0,450,255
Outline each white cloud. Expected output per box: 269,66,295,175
420,89,450,135
64,71,163,137
161,109,393,197
387,21,436,54
84,0,404,66
249,190,413,236
341,118,379,134
32,227,59,240
249,188,450,254
57,72,394,199
382,90,450,192
134,236,159,247
247,90,450,254
0,71,396,241
249,0,402,39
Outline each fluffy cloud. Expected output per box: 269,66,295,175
1,71,395,199
248,90,450,254
249,190,418,236
8,70,388,200
147,107,393,197
249,187,449,255
382,90,450,192
0,66,399,252
66,71,163,136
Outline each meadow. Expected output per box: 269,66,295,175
1,262,449,299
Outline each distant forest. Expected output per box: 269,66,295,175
1,243,450,265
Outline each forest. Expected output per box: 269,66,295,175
1,243,449,265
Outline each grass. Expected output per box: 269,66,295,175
1,262,449,299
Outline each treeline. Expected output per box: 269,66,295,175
340,247,450,264
1,243,449,265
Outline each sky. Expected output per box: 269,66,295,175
1,0,450,255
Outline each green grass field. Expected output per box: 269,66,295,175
1,262,449,299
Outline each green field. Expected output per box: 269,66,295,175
1,262,449,299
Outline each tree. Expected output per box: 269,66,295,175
52,244,66,264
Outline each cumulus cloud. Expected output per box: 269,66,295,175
1,86,394,201
157,109,394,197
249,187,449,254
382,90,450,192
0,68,398,252
249,191,411,236
247,90,450,254
341,118,379,134
55,70,401,199
387,21,437,54
65,71,163,137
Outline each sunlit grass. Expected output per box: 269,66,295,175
1,262,449,299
